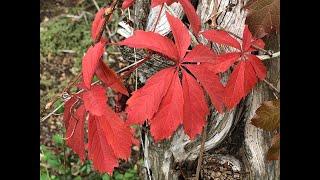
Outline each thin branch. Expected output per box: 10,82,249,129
91,0,100,11
263,79,280,94
41,103,64,122
195,124,207,179
258,51,280,60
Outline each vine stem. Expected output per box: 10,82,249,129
263,79,280,94
195,123,207,179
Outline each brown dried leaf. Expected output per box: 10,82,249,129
266,133,280,160
244,0,280,38
251,100,280,131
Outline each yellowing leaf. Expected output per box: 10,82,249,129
251,100,279,131
244,0,280,38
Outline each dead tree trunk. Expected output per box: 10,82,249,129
117,0,280,179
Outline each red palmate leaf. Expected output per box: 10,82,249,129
166,12,190,60
181,69,208,139
82,39,107,89
88,115,118,174
95,60,128,96
178,0,201,34
149,70,184,141
91,8,106,40
183,44,217,63
66,104,86,161
126,68,176,124
82,85,108,116
201,25,267,109
118,30,179,61
201,30,241,50
184,64,225,112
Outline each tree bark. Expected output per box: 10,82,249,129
117,0,280,179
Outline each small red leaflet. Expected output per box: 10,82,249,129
201,25,267,109
91,8,106,41
120,12,224,141
82,39,107,89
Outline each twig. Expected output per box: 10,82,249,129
195,124,207,179
152,4,164,32
41,103,64,122
258,51,280,60
91,0,100,11
263,79,280,94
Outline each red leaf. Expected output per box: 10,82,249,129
82,85,108,116
150,70,184,141
247,54,267,80
91,8,105,40
126,68,176,125
249,39,265,51
242,25,253,51
95,60,128,96
88,115,118,174
151,0,165,7
66,104,86,161
82,40,107,89
178,0,201,34
183,44,217,63
166,12,190,60
209,52,241,73
184,64,225,112
63,96,78,129
201,30,241,50
224,61,258,109
97,107,135,160
118,30,179,61
181,70,208,139
122,0,135,9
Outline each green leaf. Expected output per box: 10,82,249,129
251,100,280,131
114,171,124,180
102,174,111,180
52,134,64,146
74,176,82,180
124,172,134,178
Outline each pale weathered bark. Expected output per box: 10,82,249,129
117,0,280,179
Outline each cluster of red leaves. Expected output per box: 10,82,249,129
118,12,267,141
63,9,136,174
61,1,267,174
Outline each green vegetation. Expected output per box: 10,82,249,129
40,134,139,180
40,17,92,58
